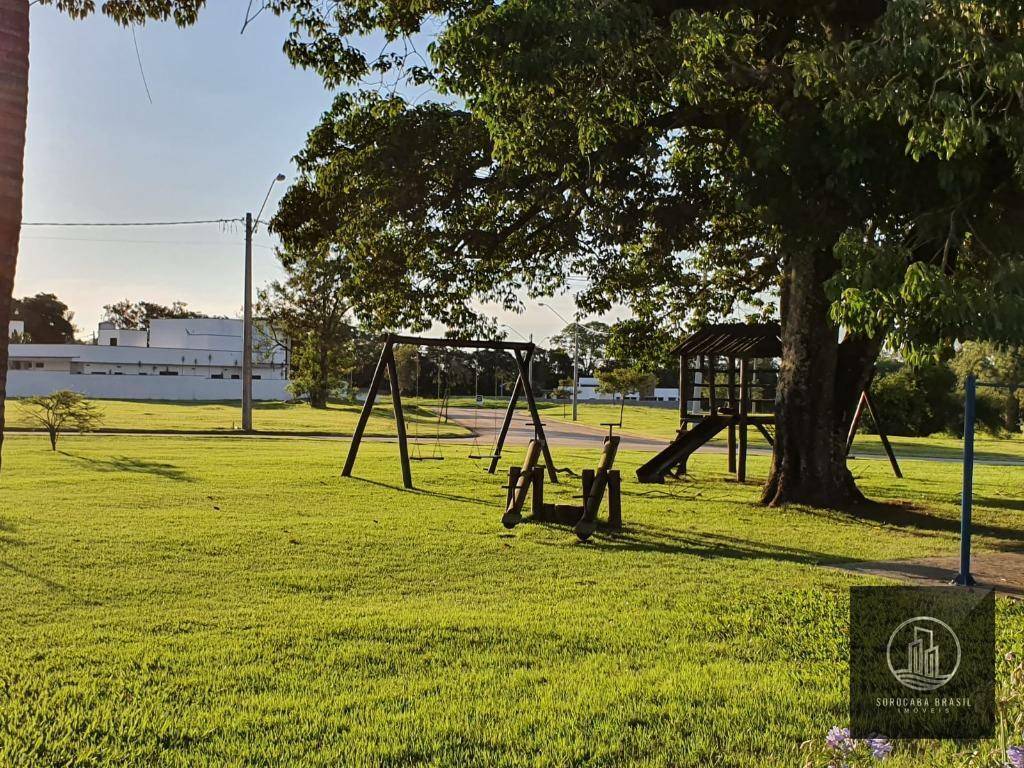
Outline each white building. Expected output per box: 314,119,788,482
7,317,291,401
576,376,680,403
8,320,24,338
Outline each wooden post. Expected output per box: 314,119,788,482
488,373,522,475
506,466,521,509
727,357,737,473
384,348,413,489
607,470,622,530
863,389,903,479
581,469,595,502
342,338,391,478
707,355,717,413
846,391,868,456
738,359,748,482
531,466,545,518
516,348,558,484
678,354,687,433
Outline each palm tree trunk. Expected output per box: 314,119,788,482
0,1,31,474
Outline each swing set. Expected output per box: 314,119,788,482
343,334,560,489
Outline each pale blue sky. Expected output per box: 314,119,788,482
18,3,615,342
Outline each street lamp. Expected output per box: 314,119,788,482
501,322,534,390
538,302,579,421
242,172,287,432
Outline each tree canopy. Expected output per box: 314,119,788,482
11,293,76,344
270,0,1024,505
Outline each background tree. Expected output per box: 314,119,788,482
392,345,420,396
11,293,76,343
548,322,610,376
952,342,1024,433
272,0,1024,507
101,299,202,330
258,247,355,408
20,390,102,451
596,367,658,425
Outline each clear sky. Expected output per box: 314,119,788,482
18,3,617,344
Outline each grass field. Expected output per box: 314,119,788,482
4,397,470,438
2,432,1023,766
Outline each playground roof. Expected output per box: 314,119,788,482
673,323,782,358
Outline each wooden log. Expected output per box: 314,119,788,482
502,439,543,529
531,466,545,518
575,436,620,541
506,466,521,510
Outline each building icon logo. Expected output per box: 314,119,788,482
886,616,961,692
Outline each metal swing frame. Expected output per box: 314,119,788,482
342,333,559,489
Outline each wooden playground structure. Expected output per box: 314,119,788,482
342,334,559,489
636,323,902,483
501,435,622,542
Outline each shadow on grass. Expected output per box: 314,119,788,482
59,452,194,482
346,476,489,505
805,499,1024,550
529,518,847,565
975,496,1024,513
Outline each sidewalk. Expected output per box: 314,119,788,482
838,551,1024,599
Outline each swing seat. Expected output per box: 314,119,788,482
411,456,445,461
468,453,500,460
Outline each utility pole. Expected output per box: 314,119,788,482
242,211,253,432
242,173,286,432
572,322,579,421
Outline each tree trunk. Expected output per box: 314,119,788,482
761,248,881,507
48,427,56,451
0,1,30,474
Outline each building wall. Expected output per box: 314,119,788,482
8,320,24,338
7,371,291,401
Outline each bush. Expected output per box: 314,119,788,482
867,363,1007,437
866,364,958,437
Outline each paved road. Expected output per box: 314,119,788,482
440,407,668,452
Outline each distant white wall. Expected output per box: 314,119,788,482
7,371,291,401
8,320,24,338
98,328,148,347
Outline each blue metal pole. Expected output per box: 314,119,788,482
955,374,977,586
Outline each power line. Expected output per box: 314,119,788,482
20,218,243,227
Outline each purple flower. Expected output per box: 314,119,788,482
867,738,893,760
825,726,854,753
1007,745,1024,768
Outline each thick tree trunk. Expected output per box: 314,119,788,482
761,248,881,507
0,2,30,475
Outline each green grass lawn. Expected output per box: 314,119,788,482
547,401,1024,463
4,397,470,438
2,432,1023,766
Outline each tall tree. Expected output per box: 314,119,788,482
11,292,76,343
272,0,1024,507
548,322,610,375
258,247,355,408
0,0,207,474
102,299,202,330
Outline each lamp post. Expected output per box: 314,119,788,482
539,302,578,421
242,173,286,432
501,323,533,390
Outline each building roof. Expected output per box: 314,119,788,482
673,323,782,358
